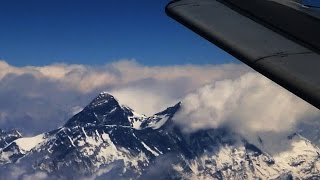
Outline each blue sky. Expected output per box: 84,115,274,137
0,0,236,66
303,0,320,7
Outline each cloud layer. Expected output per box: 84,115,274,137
0,60,249,134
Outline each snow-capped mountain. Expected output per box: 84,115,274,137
1,92,320,179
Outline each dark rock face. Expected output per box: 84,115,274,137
1,93,320,179
0,129,21,150
65,93,132,127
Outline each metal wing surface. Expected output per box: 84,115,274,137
166,0,320,109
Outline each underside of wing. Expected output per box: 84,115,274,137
166,0,320,109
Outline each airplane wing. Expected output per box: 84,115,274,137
166,0,320,109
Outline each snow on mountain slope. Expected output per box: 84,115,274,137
1,93,320,179
0,133,47,164
174,134,320,179
14,134,45,152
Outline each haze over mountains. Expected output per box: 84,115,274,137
1,92,320,179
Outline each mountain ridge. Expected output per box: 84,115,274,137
1,93,320,179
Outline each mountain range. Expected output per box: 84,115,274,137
1,92,320,179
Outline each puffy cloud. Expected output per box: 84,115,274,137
174,72,320,136
0,60,249,134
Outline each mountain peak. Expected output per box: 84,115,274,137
155,102,181,116
88,92,118,109
99,91,114,97
65,92,132,127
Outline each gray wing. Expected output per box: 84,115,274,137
166,0,320,109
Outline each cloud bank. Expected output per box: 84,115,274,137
0,60,249,134
174,72,320,136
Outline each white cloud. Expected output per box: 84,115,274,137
174,72,320,136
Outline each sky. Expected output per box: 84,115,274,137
0,0,236,66
303,0,320,7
